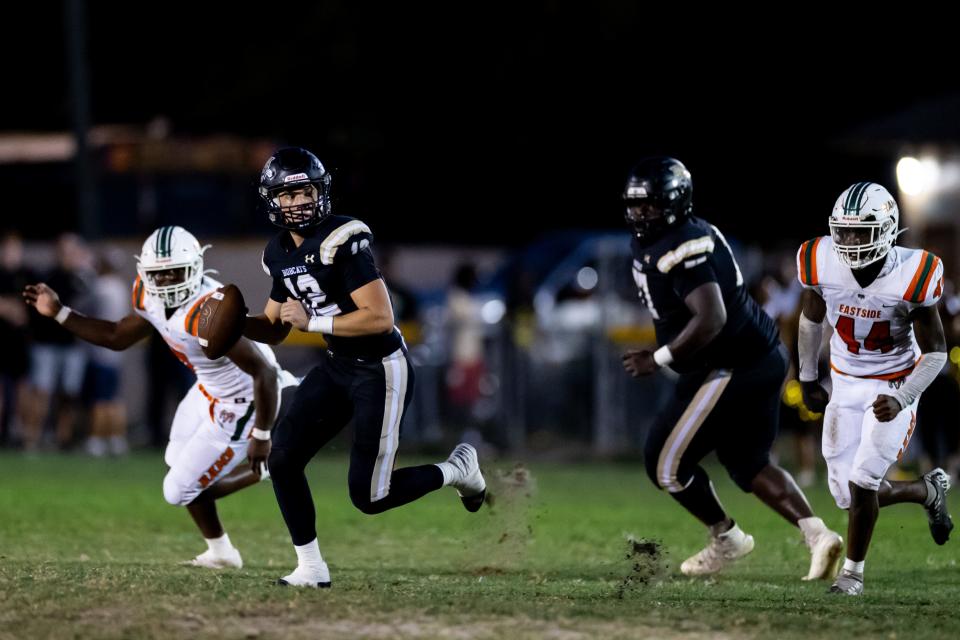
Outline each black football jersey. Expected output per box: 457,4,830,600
631,216,779,373
261,215,404,360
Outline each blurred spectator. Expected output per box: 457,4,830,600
0,232,31,448
21,233,96,450
444,263,487,432
755,249,818,488
915,277,960,473
83,248,130,457
378,247,420,323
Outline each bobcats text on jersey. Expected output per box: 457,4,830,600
261,214,403,360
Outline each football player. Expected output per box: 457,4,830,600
621,157,843,580
23,227,293,569
243,147,486,588
797,182,952,595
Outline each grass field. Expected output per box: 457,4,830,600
1,451,958,639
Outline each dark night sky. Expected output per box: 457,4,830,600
3,3,959,245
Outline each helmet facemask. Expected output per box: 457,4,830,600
624,201,675,240
137,258,204,309
828,217,897,269
263,183,329,231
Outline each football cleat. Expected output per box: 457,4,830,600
802,530,844,581
923,468,953,545
828,569,864,596
185,546,243,570
681,524,754,576
276,562,331,589
445,443,486,512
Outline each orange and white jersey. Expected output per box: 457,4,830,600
132,275,279,400
796,235,943,379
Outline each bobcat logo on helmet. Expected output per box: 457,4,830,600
137,226,211,309
829,182,903,269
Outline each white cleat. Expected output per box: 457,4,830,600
186,547,243,569
277,563,332,589
802,529,844,581
681,524,755,576
446,443,486,512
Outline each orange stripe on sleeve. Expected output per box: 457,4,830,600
809,237,821,285
916,256,941,304
903,251,930,301
131,277,145,311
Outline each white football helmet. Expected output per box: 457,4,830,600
137,226,210,308
829,182,901,269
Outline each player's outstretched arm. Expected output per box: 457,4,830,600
798,288,829,412
23,283,152,350
225,336,278,475
244,298,291,345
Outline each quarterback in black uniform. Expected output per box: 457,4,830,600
621,157,842,579
243,148,486,588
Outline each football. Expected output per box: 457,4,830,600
194,284,248,359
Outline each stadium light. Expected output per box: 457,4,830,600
481,299,506,324
576,266,599,291
897,156,940,196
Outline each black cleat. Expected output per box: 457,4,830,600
460,489,486,513
923,468,953,545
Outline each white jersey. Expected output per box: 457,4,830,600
132,275,279,400
796,235,943,379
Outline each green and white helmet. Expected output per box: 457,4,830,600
829,182,901,269
137,226,210,308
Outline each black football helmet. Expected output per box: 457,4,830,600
259,147,332,231
623,157,693,241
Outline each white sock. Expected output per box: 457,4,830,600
206,533,233,555
294,538,325,570
798,516,827,545
843,558,865,574
434,462,456,486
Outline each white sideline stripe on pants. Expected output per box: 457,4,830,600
371,349,408,502
657,369,732,492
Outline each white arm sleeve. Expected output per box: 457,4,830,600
891,352,948,409
797,313,823,382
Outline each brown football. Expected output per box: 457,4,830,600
194,284,248,360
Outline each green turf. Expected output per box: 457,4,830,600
0,451,957,639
